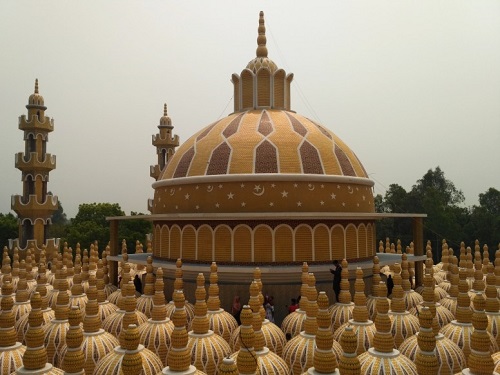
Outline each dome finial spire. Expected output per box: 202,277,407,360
34,78,39,94
163,103,168,116
256,11,268,58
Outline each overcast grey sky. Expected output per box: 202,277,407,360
1,1,499,219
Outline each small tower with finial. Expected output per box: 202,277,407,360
231,11,294,112
11,79,59,259
150,103,180,181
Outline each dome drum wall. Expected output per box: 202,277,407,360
152,176,374,215
151,219,375,265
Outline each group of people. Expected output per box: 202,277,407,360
331,259,395,299
231,294,276,324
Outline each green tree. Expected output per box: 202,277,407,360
47,194,68,241
65,203,152,255
409,167,466,259
468,188,500,255
66,203,124,250
0,213,18,249
119,212,152,251
375,184,413,245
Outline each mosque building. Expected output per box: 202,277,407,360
5,10,500,375
107,11,426,316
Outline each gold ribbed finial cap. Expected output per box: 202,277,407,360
338,326,361,374
192,273,209,334
219,357,239,375
256,11,268,58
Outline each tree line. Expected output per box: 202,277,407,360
0,166,498,257
375,166,499,259
0,202,152,254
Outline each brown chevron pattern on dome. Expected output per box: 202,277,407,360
300,141,323,174
162,109,369,180
286,112,307,137
207,142,231,175
196,120,218,141
173,146,195,178
334,145,356,176
222,113,244,138
255,140,278,173
258,111,274,136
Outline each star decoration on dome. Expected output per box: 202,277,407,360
281,190,288,198
342,202,346,207
337,185,341,189
294,183,298,188
240,183,245,188
320,201,325,205
195,185,199,189
241,202,246,207
196,205,200,210
269,202,274,207
271,183,276,188
297,201,302,207
331,193,336,199
227,192,234,199
218,184,223,189
321,184,325,188
215,203,220,208
185,193,190,200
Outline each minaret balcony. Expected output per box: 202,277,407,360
152,133,180,148
147,199,154,213
150,165,161,180
18,115,54,133
11,194,58,219
15,152,56,172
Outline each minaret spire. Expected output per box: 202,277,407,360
256,11,268,58
34,79,39,94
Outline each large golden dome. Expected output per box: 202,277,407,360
150,11,377,267
152,12,373,217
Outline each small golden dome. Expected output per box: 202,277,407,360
333,267,375,355
0,280,26,374
44,280,71,368
187,273,232,375
245,12,278,74
230,271,286,356
102,251,118,298
137,256,155,318
103,280,148,338
27,79,46,109
358,283,417,375
14,292,64,375
94,261,119,322
441,269,499,366
138,267,174,367
165,259,195,328
283,273,342,375
93,323,163,375
389,263,421,348
329,259,354,332
218,357,238,375
281,263,309,339
337,326,360,375
206,263,238,343
60,306,84,375
160,103,172,127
